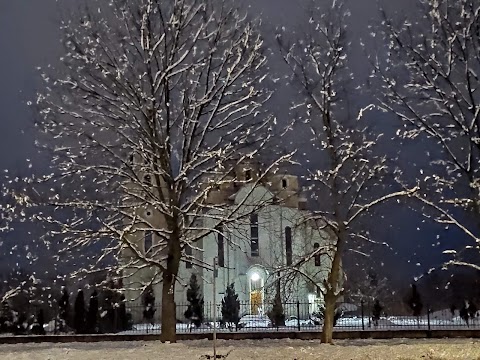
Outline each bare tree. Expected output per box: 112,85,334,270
277,1,417,343
372,0,480,270
11,0,290,342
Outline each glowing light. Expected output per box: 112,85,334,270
250,272,260,282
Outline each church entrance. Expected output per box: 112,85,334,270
249,271,263,314
250,290,263,314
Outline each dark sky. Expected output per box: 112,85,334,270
0,1,63,170
0,0,451,284
0,0,413,169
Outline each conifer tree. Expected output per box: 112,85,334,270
372,299,383,327
267,281,285,328
468,301,478,320
460,301,470,326
118,294,129,331
142,287,156,325
450,304,457,318
184,274,204,328
58,287,70,330
86,290,99,333
407,284,423,317
13,312,27,335
0,301,13,333
221,284,240,330
74,290,86,334
407,283,423,328
31,308,46,335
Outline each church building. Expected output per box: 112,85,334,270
120,159,336,323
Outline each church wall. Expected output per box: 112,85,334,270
193,195,334,320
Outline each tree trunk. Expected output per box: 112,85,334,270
160,233,180,342
321,290,336,344
161,271,177,342
160,210,181,343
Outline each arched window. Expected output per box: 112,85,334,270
313,242,321,267
250,213,259,256
285,226,292,266
216,225,224,267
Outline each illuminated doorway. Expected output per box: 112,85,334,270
249,272,263,314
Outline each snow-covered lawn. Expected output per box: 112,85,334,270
0,338,478,359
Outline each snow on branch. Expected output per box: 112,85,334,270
6,0,293,296
372,0,480,269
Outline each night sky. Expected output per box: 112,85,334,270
0,0,458,287
0,0,412,168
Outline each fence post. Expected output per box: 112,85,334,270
296,301,301,331
213,257,218,360
427,305,431,332
54,307,58,335
114,305,118,333
361,300,365,331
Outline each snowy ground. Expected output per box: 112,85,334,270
0,338,479,359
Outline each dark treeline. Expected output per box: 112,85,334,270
0,280,132,335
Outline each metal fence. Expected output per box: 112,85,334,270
1,300,480,335
158,300,480,334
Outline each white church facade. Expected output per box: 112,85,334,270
119,161,336,322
